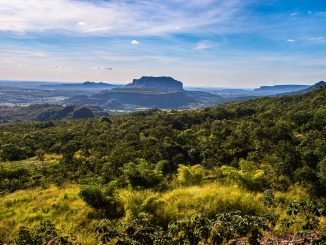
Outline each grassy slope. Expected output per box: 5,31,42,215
0,184,101,244
0,168,316,244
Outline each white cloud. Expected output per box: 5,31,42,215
308,11,312,14
310,37,323,41
287,39,295,42
94,66,115,70
290,12,299,16
20,64,30,67
101,56,140,61
131,40,139,44
147,56,178,62
43,65,67,70
174,26,180,29
194,40,216,50
51,65,64,69
0,58,14,64
0,49,46,57
0,0,245,36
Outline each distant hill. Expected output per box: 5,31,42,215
185,91,222,99
125,76,184,91
0,104,109,124
253,84,310,94
64,86,224,109
72,88,196,109
0,87,85,106
39,81,123,91
275,81,326,97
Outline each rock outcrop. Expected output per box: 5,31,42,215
125,76,184,91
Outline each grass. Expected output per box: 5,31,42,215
119,182,312,230
0,174,322,243
0,184,101,245
0,154,61,171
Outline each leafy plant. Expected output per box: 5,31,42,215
78,182,123,218
95,214,170,245
4,220,80,245
122,158,164,189
177,164,204,186
262,189,275,208
282,198,326,244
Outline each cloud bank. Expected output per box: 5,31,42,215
0,0,244,36
95,66,114,70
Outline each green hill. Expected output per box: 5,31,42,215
0,104,101,124
275,81,326,96
2,86,326,243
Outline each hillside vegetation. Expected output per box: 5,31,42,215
0,104,111,124
2,87,326,243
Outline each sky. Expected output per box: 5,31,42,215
0,0,326,88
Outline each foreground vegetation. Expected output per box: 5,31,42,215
2,86,326,243
1,182,322,244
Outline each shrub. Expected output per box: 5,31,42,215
177,164,204,186
78,182,123,218
3,220,80,245
122,158,164,189
95,214,170,245
222,159,265,191
282,198,326,244
122,190,163,221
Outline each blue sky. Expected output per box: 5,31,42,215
0,0,325,87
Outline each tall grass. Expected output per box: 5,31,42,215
0,184,101,245
0,180,318,243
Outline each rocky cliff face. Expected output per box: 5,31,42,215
125,76,184,91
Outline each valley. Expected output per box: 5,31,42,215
1,84,326,243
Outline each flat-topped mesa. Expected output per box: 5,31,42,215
125,76,184,91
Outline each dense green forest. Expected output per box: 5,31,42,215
2,87,326,244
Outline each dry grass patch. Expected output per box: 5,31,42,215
0,184,101,245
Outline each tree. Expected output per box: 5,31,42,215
60,141,78,164
78,182,123,218
122,158,164,189
35,149,45,167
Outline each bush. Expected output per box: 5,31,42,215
222,159,265,191
122,190,163,221
177,164,204,186
3,220,80,245
122,158,164,189
78,182,123,218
